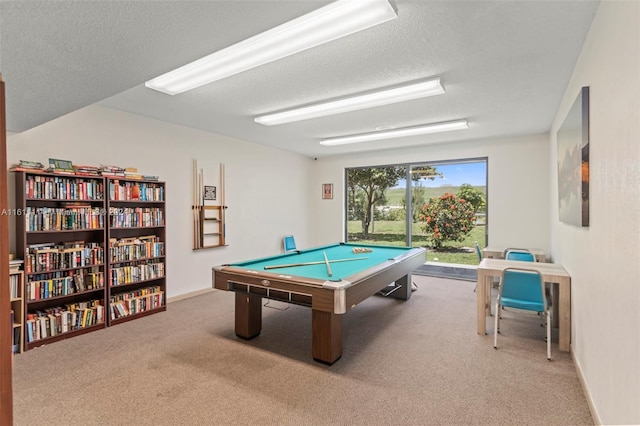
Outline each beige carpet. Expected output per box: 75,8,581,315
12,275,593,425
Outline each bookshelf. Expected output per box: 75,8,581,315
106,178,166,325
14,171,108,350
9,270,24,354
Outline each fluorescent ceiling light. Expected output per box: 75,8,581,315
145,0,397,95
320,120,469,146
255,78,445,126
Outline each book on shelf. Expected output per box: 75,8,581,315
13,328,21,354
47,158,76,175
10,258,24,272
9,166,46,173
72,164,101,176
19,160,45,169
100,164,126,177
9,160,46,173
124,167,144,180
74,272,85,292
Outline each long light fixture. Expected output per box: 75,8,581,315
255,78,444,126
145,0,398,95
320,120,469,146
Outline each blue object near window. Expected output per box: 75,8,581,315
283,235,297,252
505,250,535,262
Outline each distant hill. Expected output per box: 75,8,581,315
385,185,486,206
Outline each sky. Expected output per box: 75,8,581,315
394,161,487,188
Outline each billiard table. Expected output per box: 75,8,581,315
212,242,426,365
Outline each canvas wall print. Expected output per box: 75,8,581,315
557,86,589,227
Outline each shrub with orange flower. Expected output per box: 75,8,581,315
418,193,476,249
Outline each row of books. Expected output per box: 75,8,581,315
24,174,104,200
9,274,21,299
11,310,21,354
109,181,165,201
110,262,165,287
109,207,164,228
26,300,105,343
25,242,104,273
109,239,164,263
11,161,159,181
13,327,20,354
26,271,104,301
109,286,164,320
24,206,105,231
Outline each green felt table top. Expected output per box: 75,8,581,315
230,243,417,281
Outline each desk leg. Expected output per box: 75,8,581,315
477,270,488,335
312,310,343,365
235,293,262,339
552,283,559,329
559,279,571,352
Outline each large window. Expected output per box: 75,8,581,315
346,158,487,265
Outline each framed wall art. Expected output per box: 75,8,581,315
557,86,590,227
322,183,333,200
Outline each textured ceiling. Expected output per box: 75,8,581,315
0,1,599,158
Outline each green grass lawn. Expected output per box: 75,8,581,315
347,221,486,265
347,184,488,265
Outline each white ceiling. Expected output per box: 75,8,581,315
0,0,599,158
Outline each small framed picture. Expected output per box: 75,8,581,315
204,185,217,201
322,183,333,200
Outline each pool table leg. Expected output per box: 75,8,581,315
235,293,262,339
312,310,343,365
393,274,412,300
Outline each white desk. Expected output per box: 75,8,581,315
482,247,547,262
483,247,547,263
476,258,572,352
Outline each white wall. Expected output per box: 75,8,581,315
549,1,640,424
311,133,551,253
7,105,314,298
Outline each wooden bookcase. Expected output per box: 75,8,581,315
14,171,108,350
9,270,24,354
106,178,166,326
13,172,167,349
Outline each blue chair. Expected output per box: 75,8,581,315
473,242,483,292
474,241,483,262
494,267,551,360
505,249,535,262
283,235,297,252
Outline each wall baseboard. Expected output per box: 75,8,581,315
167,287,215,304
572,350,601,425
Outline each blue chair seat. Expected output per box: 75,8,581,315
500,297,544,312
